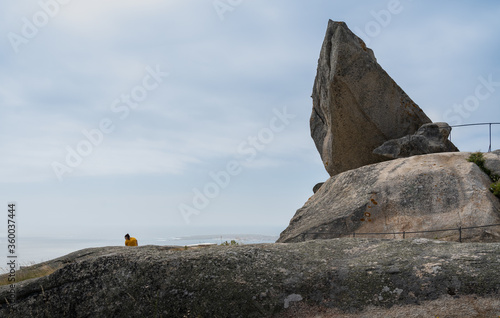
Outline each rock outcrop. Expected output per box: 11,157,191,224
1,240,500,317
373,122,459,159
311,20,432,176
278,152,500,243
485,149,500,176
312,182,324,193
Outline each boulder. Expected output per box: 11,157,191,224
312,182,324,193
1,240,500,317
485,149,500,176
373,122,459,159
311,20,431,176
277,152,500,243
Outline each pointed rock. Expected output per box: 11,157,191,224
311,20,432,176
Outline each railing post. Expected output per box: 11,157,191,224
450,122,498,153
489,123,492,152
301,224,500,243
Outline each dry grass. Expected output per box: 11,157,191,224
0,264,59,286
170,244,217,252
275,295,500,318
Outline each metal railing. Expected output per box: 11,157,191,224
450,122,500,152
303,223,500,243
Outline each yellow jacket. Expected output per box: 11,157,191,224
125,237,138,246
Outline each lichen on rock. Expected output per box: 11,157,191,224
1,239,500,317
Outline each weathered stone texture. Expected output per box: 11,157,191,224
485,149,500,176
311,20,431,176
1,240,500,317
373,122,459,159
278,152,500,243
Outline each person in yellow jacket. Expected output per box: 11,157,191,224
124,233,138,246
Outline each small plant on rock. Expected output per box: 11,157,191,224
490,181,500,198
467,152,491,175
220,240,239,246
490,172,500,183
468,152,500,198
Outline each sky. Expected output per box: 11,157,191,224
1,0,500,244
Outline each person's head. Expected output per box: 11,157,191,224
124,234,130,240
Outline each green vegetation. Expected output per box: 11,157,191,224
490,181,500,197
468,152,500,198
220,240,239,246
467,152,491,175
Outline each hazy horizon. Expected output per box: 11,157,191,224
1,1,499,248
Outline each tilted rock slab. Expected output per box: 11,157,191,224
1,240,500,317
373,122,459,159
278,152,500,243
311,20,431,176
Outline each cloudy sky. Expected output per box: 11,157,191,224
1,0,499,244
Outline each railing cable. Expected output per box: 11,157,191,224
450,122,500,152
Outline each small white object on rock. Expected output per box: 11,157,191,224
284,294,303,308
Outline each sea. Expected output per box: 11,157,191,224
0,226,282,273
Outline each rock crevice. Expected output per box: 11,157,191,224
374,122,459,159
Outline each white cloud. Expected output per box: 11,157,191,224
69,139,200,178
1,0,500,247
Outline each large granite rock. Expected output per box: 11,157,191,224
278,152,500,243
311,20,431,176
1,240,500,317
485,149,500,176
373,122,459,159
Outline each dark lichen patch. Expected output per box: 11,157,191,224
398,171,461,213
